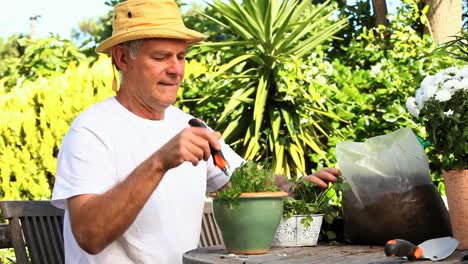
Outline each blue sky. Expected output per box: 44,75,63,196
1,0,113,40
0,0,202,41
1,1,399,41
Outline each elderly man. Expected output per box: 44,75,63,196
51,0,339,263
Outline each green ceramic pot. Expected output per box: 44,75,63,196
213,191,288,254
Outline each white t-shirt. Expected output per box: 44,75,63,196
51,97,244,264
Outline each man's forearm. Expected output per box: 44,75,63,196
68,153,166,254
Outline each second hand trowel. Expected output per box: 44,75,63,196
384,236,459,261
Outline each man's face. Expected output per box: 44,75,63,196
124,38,188,114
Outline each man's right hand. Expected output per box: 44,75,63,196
153,126,223,171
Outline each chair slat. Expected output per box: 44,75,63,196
0,201,65,264
39,216,55,263
46,216,63,264
9,217,28,264
32,217,48,264
198,200,223,248
52,216,65,261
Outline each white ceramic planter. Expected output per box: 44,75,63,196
271,214,323,247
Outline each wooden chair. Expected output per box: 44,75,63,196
0,200,65,264
198,199,224,247
0,199,221,263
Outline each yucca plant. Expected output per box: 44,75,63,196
429,30,468,62
196,0,347,177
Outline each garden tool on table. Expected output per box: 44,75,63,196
188,118,230,176
384,236,458,261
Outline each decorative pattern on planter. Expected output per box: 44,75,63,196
272,214,323,247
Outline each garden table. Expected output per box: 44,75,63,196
183,244,468,264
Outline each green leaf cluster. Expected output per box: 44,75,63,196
193,0,347,178
420,88,468,170
216,160,280,205
1,36,88,91
283,177,349,228
317,0,465,172
0,56,114,200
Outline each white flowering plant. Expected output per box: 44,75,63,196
406,66,468,170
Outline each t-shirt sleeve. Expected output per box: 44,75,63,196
206,139,245,192
51,125,117,210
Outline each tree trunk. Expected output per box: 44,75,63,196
372,0,388,27
425,0,463,44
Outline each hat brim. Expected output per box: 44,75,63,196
96,26,207,55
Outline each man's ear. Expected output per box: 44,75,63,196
111,45,129,72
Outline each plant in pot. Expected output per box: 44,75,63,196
272,177,345,247
406,65,467,249
211,160,288,254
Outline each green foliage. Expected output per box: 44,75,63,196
0,57,114,200
184,2,234,43
1,36,88,91
325,0,375,58
406,66,468,170
318,0,464,169
283,177,349,229
195,0,347,177
216,160,280,205
0,248,16,264
424,90,468,170
429,31,468,63
176,58,234,125
0,35,23,77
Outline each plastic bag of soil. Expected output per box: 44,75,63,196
336,127,451,245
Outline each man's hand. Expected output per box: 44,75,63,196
303,167,340,189
275,167,340,196
153,126,222,171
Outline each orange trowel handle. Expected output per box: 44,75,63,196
385,239,423,261
188,118,229,171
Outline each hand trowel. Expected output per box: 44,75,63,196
384,236,458,261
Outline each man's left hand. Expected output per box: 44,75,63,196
303,167,340,189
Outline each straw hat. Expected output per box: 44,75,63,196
96,0,207,54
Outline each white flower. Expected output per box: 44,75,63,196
432,72,446,86
435,89,452,102
452,79,465,92
370,63,382,77
458,67,468,78
305,71,313,82
443,66,459,75
416,76,438,105
311,66,319,75
444,109,454,116
408,65,467,117
406,97,420,117
408,65,467,169
461,78,468,91
442,79,460,92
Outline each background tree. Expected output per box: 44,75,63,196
193,0,347,177
425,0,463,44
0,35,23,79
372,0,389,27
0,36,88,91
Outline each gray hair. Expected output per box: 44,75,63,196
121,39,144,59
116,39,144,86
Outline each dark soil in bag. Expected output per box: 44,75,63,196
343,184,452,245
